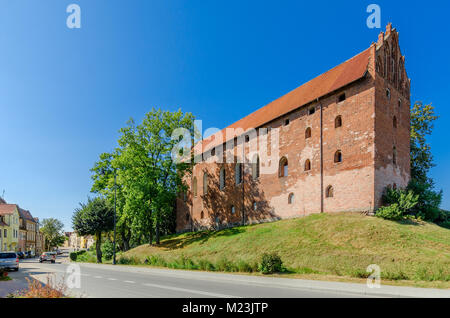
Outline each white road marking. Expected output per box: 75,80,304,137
142,282,239,298
94,276,103,279
107,278,117,281
124,280,135,284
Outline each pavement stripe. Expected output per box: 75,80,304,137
124,280,135,284
107,278,117,281
142,282,239,298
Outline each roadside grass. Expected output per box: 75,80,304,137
118,213,450,288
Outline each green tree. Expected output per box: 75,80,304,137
407,102,442,221
41,218,65,251
72,197,114,263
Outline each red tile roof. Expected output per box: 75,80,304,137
0,204,18,216
196,47,372,153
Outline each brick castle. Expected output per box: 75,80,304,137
176,23,410,232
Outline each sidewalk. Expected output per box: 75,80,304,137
0,276,29,297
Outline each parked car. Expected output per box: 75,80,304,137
24,251,31,258
0,252,19,271
16,252,25,259
39,252,56,263
55,249,63,255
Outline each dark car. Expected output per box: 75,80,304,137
39,252,56,263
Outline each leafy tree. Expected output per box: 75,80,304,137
72,197,114,263
41,218,65,251
410,102,439,184
408,102,442,221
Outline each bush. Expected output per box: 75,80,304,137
377,188,419,220
258,253,283,274
101,240,114,261
376,204,403,220
69,252,78,261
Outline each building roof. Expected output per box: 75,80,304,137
18,207,35,222
0,204,18,216
196,46,372,153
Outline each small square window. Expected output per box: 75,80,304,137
308,107,315,115
338,93,346,103
245,135,250,142
284,118,290,126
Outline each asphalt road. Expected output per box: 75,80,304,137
9,255,449,298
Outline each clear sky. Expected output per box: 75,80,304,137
0,1,449,231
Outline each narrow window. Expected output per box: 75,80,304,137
201,211,204,219
193,177,197,197
219,167,226,190
231,206,235,214
252,155,260,180
337,93,346,103
245,135,250,142
335,116,342,128
288,193,295,205
393,146,397,165
235,163,242,185
234,137,238,147
304,159,311,171
305,127,312,139
386,88,391,100
334,150,342,163
393,116,397,129
253,201,257,211
308,107,316,115
211,148,215,156
326,185,334,198
398,99,401,108
185,213,190,222
203,172,208,194
279,157,288,178
284,118,290,126
393,183,397,190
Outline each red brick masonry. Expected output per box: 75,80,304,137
176,23,410,232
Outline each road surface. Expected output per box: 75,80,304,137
7,254,449,298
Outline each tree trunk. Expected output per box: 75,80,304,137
96,232,102,263
155,213,160,245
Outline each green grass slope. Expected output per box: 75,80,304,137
122,213,450,287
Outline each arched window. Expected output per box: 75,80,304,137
252,201,257,211
335,116,342,128
185,213,190,222
235,163,242,185
203,172,208,194
305,127,312,139
393,146,397,165
200,211,204,219
326,185,334,198
192,177,197,197
279,157,288,177
219,167,226,190
288,193,294,205
231,205,235,214
391,46,397,84
334,150,342,163
252,155,260,180
398,60,403,87
393,183,397,190
304,159,311,171
393,116,397,129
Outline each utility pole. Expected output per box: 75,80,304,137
113,169,117,265
242,136,245,226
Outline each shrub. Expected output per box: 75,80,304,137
101,240,114,261
377,188,419,220
198,259,216,271
258,253,284,274
69,252,77,261
117,255,139,265
376,204,403,220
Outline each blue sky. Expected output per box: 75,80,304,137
0,1,449,230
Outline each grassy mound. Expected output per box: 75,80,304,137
122,213,450,287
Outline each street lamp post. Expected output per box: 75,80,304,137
113,169,117,265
